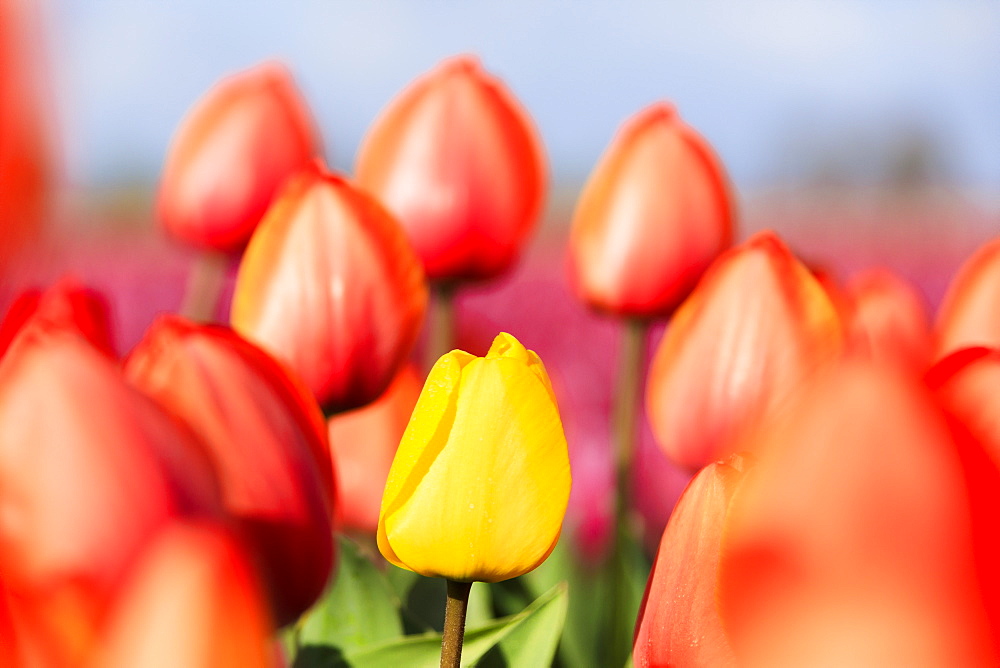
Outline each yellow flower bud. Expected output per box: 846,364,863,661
377,333,571,583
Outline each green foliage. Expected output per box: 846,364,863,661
297,536,404,653
293,536,569,667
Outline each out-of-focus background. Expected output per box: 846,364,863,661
6,0,1000,551
37,1,1000,297
25,1,998,270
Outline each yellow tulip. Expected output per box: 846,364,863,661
377,333,571,583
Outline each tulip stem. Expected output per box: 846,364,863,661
441,579,472,668
613,318,647,513
608,317,648,667
180,250,229,322
426,282,458,370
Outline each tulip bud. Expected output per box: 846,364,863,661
378,333,570,583
124,315,334,626
231,161,427,412
935,237,1000,359
0,331,220,664
158,62,320,252
570,103,734,317
718,360,998,666
633,454,748,668
646,231,842,470
328,363,422,534
95,522,275,668
929,347,1000,466
356,56,546,282
844,268,931,371
0,277,114,358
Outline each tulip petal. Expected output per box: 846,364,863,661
633,455,747,668
380,351,570,582
377,349,473,568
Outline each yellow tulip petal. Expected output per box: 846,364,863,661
382,354,571,582
377,349,474,568
486,332,528,361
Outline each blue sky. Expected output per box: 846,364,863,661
48,0,1000,191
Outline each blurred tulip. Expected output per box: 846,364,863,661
0,0,51,259
935,237,1000,359
356,55,545,282
569,103,734,318
929,347,1000,467
124,315,334,626
718,360,998,666
95,522,275,668
158,62,320,252
646,231,842,470
0,331,220,664
844,268,931,371
378,333,570,583
328,363,422,534
231,161,427,412
633,454,748,668
0,277,114,358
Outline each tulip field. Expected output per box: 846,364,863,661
3,1,1000,667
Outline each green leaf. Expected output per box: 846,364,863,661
516,531,650,668
387,569,495,634
492,580,568,667
310,582,567,668
297,535,404,653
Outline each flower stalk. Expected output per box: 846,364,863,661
425,282,458,371
609,317,648,667
180,250,229,322
441,580,472,668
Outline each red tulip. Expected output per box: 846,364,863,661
645,231,842,470
231,161,427,412
0,277,114,358
157,62,320,252
124,315,334,626
95,521,275,668
929,347,1000,467
633,454,748,667
935,237,1000,359
328,363,422,533
0,330,220,664
355,55,546,282
844,268,931,371
0,0,51,259
718,360,999,666
570,103,734,317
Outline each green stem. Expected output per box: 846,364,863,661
440,580,472,668
608,318,648,667
613,318,647,519
180,250,229,322
425,282,458,371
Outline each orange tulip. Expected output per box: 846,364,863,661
328,363,422,534
94,521,275,668
935,237,1000,359
0,277,114,358
231,161,427,412
646,231,841,470
355,55,546,282
124,315,334,626
844,268,931,371
718,360,999,666
633,454,748,668
158,62,320,252
570,103,734,317
0,330,220,664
